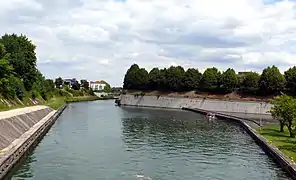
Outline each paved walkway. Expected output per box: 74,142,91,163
0,106,50,120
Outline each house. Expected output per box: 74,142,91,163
89,81,107,91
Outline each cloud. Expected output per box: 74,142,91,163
0,0,296,86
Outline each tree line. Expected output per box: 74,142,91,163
123,64,296,95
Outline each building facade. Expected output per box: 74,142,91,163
89,81,107,91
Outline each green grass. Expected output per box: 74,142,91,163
257,124,296,162
45,96,101,109
65,96,100,103
45,97,67,110
0,88,101,111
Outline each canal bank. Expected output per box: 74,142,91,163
119,94,274,122
0,104,67,179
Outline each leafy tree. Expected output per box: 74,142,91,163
0,45,25,99
72,80,80,90
148,68,168,90
103,84,112,92
183,68,202,91
55,77,63,89
123,64,148,90
200,67,221,91
123,64,140,89
284,66,296,94
166,66,185,91
45,79,55,92
148,68,161,90
0,34,37,91
259,65,286,94
158,68,168,90
270,94,296,137
136,68,149,90
240,72,260,93
220,68,238,93
80,79,89,90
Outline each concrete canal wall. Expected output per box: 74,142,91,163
0,105,67,179
120,94,273,120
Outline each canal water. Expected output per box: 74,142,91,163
7,100,289,180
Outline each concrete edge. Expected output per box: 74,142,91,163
122,94,271,104
0,104,68,179
183,107,296,180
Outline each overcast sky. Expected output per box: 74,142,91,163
1,0,296,86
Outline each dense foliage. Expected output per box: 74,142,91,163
123,64,296,95
0,33,44,100
0,33,94,105
270,94,296,138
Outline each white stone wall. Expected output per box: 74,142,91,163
120,95,273,120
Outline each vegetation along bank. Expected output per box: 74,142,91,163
0,33,99,111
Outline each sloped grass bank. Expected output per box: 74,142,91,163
45,96,100,110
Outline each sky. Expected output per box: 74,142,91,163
1,0,296,87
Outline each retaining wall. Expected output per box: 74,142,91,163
0,105,67,179
120,95,273,120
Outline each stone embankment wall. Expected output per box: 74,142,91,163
0,105,67,179
120,95,273,120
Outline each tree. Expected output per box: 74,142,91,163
259,65,286,94
166,66,185,91
240,72,260,93
123,64,140,89
200,67,221,91
45,79,55,92
148,68,160,90
100,81,112,92
220,68,238,93
136,68,149,90
80,79,89,90
284,66,296,94
72,80,80,90
55,77,63,89
0,34,38,91
123,64,148,90
270,94,296,137
0,44,25,99
183,68,202,91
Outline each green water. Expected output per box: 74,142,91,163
7,100,289,180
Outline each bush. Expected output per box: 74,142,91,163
88,89,95,96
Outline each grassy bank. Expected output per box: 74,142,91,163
45,96,100,110
257,124,296,162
